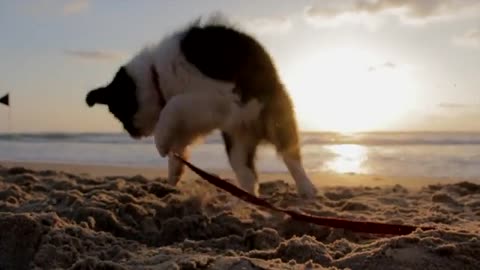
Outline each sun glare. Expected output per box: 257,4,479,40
324,144,368,174
284,47,417,132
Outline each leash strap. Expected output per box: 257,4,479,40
174,154,434,235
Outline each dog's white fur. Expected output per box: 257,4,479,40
123,31,317,198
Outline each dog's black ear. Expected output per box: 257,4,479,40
86,87,109,107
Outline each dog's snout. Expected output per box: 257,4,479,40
86,91,97,107
124,122,142,139
86,87,109,107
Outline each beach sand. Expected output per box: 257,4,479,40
1,161,479,269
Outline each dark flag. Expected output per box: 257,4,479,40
0,94,9,106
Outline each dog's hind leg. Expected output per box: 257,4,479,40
281,148,317,199
277,135,318,198
267,95,318,199
222,131,259,196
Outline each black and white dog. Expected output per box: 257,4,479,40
86,19,317,198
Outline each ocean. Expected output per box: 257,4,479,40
1,131,480,181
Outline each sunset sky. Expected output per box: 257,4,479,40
0,0,479,133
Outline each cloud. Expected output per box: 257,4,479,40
368,61,397,72
23,0,90,16
304,0,480,27
305,2,383,29
438,103,478,110
383,61,396,68
195,12,293,35
354,0,475,19
240,16,293,35
64,49,126,61
453,28,480,49
63,0,89,15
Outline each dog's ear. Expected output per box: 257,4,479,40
86,87,110,107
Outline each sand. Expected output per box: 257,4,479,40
0,161,449,188
1,162,479,269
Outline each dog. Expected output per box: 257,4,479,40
86,18,317,198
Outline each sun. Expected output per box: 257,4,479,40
283,47,417,132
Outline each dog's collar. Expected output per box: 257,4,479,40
150,65,166,108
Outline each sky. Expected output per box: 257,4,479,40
0,0,479,133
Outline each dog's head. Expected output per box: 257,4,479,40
86,64,161,139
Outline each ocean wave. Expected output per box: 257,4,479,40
0,132,223,145
1,132,480,146
0,133,141,144
300,132,480,146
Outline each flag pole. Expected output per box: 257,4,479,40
8,106,12,133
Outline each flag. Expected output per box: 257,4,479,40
0,93,9,106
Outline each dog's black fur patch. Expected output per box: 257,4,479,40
181,24,300,156
180,25,282,104
86,67,140,137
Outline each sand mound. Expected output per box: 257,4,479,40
0,164,479,269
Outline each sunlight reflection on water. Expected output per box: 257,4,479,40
324,144,369,174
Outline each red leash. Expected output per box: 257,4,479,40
174,154,435,235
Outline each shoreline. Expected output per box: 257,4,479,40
0,160,459,189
